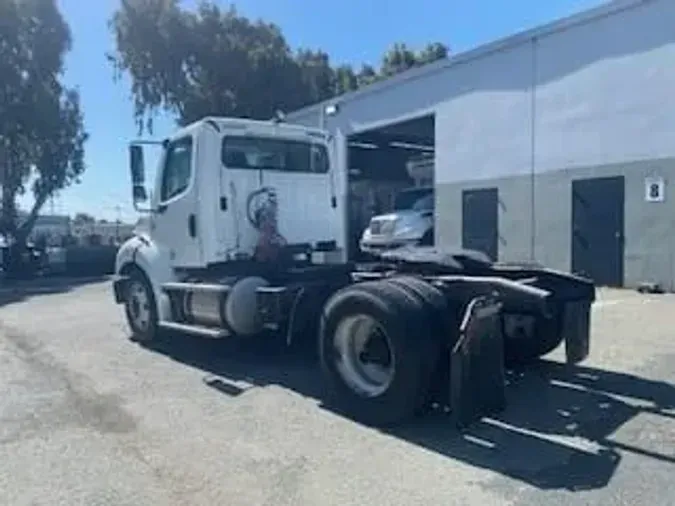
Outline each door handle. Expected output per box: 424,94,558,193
188,214,197,238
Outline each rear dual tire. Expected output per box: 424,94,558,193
319,277,448,427
503,312,564,366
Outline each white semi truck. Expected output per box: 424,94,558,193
359,186,435,255
112,116,595,427
359,154,435,255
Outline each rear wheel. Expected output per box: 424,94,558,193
503,312,563,366
319,281,436,426
124,269,158,342
385,276,456,408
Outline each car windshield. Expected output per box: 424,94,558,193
393,189,434,211
222,135,329,173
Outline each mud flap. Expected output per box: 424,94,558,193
563,300,591,364
450,295,506,429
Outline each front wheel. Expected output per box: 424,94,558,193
124,270,159,342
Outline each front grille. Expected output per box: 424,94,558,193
370,218,396,236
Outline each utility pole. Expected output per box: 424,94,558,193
114,204,122,242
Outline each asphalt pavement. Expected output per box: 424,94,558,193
0,279,673,506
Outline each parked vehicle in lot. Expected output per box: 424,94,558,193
0,237,47,280
359,186,435,255
112,116,595,427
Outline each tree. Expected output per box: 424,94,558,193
0,0,88,248
295,49,335,104
74,212,96,224
109,0,310,131
376,42,449,82
417,42,449,65
109,0,449,130
380,43,418,77
356,64,379,88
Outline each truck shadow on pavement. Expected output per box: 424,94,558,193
0,276,110,308
139,334,675,492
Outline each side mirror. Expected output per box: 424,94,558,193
133,185,148,202
130,144,145,185
129,145,147,203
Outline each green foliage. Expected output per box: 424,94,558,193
0,0,88,242
73,212,96,224
109,0,449,131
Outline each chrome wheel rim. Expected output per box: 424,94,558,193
333,314,395,397
128,281,151,332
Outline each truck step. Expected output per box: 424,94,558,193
161,282,230,294
158,321,230,339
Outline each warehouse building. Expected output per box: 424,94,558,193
287,0,675,289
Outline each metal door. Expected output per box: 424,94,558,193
462,188,499,261
571,176,625,286
151,135,202,267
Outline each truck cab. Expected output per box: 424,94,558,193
114,117,346,340
133,117,343,268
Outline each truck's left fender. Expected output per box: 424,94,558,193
113,234,176,321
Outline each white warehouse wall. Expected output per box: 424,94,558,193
436,0,675,184
534,0,675,174
433,42,535,185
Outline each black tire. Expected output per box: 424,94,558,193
124,268,159,342
319,280,435,427
384,276,455,410
503,312,563,366
376,279,442,390
385,276,453,341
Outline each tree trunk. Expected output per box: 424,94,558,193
14,191,49,247
0,145,21,240
3,192,49,279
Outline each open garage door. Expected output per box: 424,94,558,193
346,114,435,261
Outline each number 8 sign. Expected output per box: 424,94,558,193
645,176,665,202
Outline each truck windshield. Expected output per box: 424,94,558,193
222,136,329,174
394,189,434,211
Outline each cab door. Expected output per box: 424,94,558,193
150,135,203,267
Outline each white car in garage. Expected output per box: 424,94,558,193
359,186,434,255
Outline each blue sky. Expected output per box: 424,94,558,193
26,0,604,222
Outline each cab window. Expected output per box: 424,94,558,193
222,136,329,173
160,137,193,202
